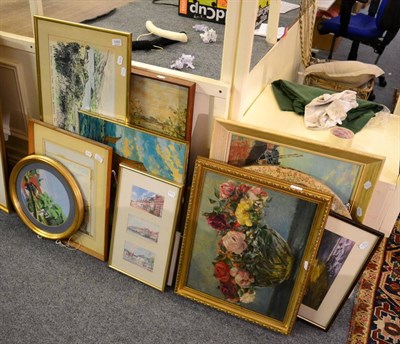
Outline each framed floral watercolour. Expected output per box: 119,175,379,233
0,106,10,213
128,67,196,141
175,157,332,335
9,154,84,240
34,15,131,132
78,110,189,184
210,118,385,222
298,212,383,331
28,119,113,261
109,162,183,291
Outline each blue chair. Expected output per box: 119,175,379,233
318,0,400,86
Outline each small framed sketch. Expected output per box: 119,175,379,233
0,105,10,213
78,110,189,184
128,67,196,141
175,157,332,335
109,163,183,291
28,119,113,261
34,15,132,132
210,118,385,221
298,213,383,331
9,154,84,240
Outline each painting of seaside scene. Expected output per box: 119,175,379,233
130,185,164,218
78,111,188,183
123,241,155,272
127,213,160,243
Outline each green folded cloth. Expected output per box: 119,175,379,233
271,79,384,133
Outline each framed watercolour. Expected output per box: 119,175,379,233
34,15,132,132
175,157,332,335
9,154,84,240
210,118,385,221
109,162,183,291
78,110,189,184
128,67,196,141
28,119,113,261
0,105,11,213
298,212,383,331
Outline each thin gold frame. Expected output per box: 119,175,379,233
210,118,385,221
109,162,183,291
175,157,332,335
34,15,132,130
9,154,84,240
28,119,113,260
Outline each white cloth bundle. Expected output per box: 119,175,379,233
304,90,359,130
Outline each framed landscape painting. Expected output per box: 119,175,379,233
78,110,189,184
210,118,385,221
175,157,332,335
109,163,183,291
9,154,84,240
34,15,131,132
28,119,113,261
298,213,383,330
128,67,196,141
0,108,10,213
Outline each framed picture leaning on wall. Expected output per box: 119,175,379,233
34,15,132,132
210,118,385,222
298,212,383,331
128,67,196,141
28,119,113,261
175,157,332,335
109,162,183,291
0,101,11,213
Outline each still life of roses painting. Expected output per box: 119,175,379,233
204,180,294,305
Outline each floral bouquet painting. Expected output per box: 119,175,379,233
204,180,294,305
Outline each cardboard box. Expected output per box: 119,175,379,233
178,0,270,26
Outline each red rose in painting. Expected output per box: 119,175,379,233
206,212,227,231
219,180,236,199
214,261,231,283
219,282,239,302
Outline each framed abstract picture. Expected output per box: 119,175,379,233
9,154,84,240
128,67,196,141
109,162,183,291
298,212,383,331
175,157,332,335
28,119,113,261
34,15,132,132
0,105,10,213
210,118,385,221
78,110,189,184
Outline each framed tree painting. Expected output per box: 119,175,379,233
9,154,84,240
0,103,10,213
78,110,189,185
34,15,132,132
175,157,332,335
28,119,113,261
210,118,385,222
128,67,196,141
298,212,383,331
109,162,183,291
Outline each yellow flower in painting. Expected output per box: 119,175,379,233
235,198,253,227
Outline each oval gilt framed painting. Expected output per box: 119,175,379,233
9,154,84,240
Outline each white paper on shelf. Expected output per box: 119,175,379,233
254,23,287,39
280,1,300,13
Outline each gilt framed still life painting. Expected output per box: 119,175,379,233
9,154,84,240
175,157,333,335
128,67,196,141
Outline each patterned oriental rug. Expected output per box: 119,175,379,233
347,216,400,344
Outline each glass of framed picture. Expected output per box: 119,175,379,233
128,67,196,141
175,156,332,335
298,212,384,331
0,102,10,213
109,162,183,291
34,15,132,132
9,154,84,240
210,118,385,221
28,119,113,261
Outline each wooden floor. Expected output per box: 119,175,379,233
0,0,134,37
